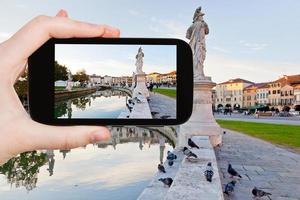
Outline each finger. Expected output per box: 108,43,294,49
19,120,111,151
1,15,120,80
56,9,68,18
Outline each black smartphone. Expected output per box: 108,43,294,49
28,38,193,126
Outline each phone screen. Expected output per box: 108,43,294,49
54,44,177,120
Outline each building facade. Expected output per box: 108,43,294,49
256,83,269,105
215,78,254,110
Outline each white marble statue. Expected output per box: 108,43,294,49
186,6,209,80
66,69,73,91
135,47,144,74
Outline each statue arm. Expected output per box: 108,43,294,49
186,25,193,40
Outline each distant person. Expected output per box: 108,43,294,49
0,10,120,165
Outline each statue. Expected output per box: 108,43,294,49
135,47,144,74
66,69,73,91
186,6,209,80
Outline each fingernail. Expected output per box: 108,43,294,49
90,129,111,143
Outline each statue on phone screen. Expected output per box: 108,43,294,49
135,47,144,74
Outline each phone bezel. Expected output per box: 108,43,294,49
28,38,193,126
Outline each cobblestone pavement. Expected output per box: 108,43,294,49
215,114,300,125
148,92,176,119
215,129,300,200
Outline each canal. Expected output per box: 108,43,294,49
55,89,130,119
0,127,176,200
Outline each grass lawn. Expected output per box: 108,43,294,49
152,88,176,99
217,119,300,148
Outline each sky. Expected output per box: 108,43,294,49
55,44,176,76
0,0,299,83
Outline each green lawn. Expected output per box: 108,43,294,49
217,120,300,148
152,88,176,98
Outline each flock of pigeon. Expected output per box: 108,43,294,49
156,137,272,199
224,163,272,199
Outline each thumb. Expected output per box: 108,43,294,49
21,120,111,151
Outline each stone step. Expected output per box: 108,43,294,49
164,136,224,200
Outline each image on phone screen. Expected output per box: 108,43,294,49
54,44,177,119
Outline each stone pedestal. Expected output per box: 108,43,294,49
179,78,222,147
132,73,149,98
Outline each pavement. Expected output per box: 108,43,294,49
215,114,300,126
148,92,176,119
215,129,300,200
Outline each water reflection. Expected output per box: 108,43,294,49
0,127,176,200
55,89,130,118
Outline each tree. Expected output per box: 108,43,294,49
72,69,89,83
54,61,68,81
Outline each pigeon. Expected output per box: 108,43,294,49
158,164,166,173
167,151,177,160
183,147,197,158
252,187,272,200
168,159,174,167
158,178,173,187
204,162,214,182
188,138,199,149
228,164,242,178
224,180,236,195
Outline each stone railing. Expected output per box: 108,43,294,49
138,136,224,200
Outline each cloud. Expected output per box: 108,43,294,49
128,9,140,16
149,17,188,41
211,46,231,54
239,40,268,51
205,53,300,84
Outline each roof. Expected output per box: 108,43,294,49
255,82,270,89
219,78,254,85
272,74,300,86
292,83,300,89
148,72,160,75
244,83,268,91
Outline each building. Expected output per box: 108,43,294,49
268,74,300,110
157,71,177,85
243,84,258,108
89,74,103,85
280,84,294,109
293,84,300,111
256,83,269,105
146,72,161,83
215,78,254,110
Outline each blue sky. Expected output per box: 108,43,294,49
0,0,299,83
55,44,176,76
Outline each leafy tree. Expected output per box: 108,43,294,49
0,151,47,191
72,69,89,82
54,61,68,81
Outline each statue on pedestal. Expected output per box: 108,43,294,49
179,6,222,147
135,47,144,74
186,6,209,80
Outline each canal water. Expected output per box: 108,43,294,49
55,89,129,119
0,127,175,200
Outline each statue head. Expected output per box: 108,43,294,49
193,6,205,22
138,47,143,53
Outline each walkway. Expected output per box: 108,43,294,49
215,114,300,125
215,129,300,200
148,92,176,119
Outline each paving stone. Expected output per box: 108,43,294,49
215,129,300,200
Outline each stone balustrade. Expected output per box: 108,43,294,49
138,136,224,200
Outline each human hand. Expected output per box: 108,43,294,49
0,10,120,165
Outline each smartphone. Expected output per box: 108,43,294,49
28,38,193,126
